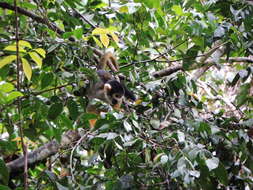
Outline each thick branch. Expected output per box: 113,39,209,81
7,130,80,174
192,42,226,80
0,2,64,35
152,65,183,78
227,57,253,63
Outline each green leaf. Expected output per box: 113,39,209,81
0,82,14,93
62,32,73,39
172,5,183,16
21,1,37,9
0,159,9,185
29,52,43,68
48,102,63,120
34,48,46,58
0,55,16,69
67,99,79,120
214,163,228,186
22,58,32,81
6,91,23,102
41,73,54,89
205,157,219,171
0,185,11,190
73,28,83,39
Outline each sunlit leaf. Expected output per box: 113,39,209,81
73,28,83,39
0,82,14,93
92,27,108,35
172,5,183,16
111,32,119,43
34,48,46,58
18,40,32,49
100,34,109,47
6,91,23,102
29,52,42,68
119,6,128,13
22,58,32,81
4,45,26,53
0,55,16,69
93,36,103,48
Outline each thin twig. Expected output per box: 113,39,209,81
70,131,90,183
14,0,28,188
72,8,96,28
120,40,187,69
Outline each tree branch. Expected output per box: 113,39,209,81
192,42,226,80
7,130,81,175
13,0,28,188
0,2,74,40
152,65,183,78
226,57,253,63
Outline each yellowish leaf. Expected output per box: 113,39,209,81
135,99,142,105
12,137,21,142
93,36,103,48
119,6,128,13
0,55,16,69
4,45,26,53
29,52,42,68
82,36,89,41
18,40,32,49
22,58,32,81
100,34,109,48
92,27,108,35
110,32,119,43
34,48,46,58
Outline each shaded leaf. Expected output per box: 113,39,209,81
67,99,79,120
41,73,54,89
0,159,9,185
48,102,63,120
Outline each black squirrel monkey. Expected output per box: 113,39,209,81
86,52,135,127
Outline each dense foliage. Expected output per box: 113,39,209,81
0,0,253,189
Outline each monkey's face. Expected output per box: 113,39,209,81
103,80,125,109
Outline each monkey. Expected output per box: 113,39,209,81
85,52,136,127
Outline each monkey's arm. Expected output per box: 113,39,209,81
98,52,119,72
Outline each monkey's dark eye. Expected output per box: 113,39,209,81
114,94,121,99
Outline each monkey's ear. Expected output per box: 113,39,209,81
104,83,112,91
